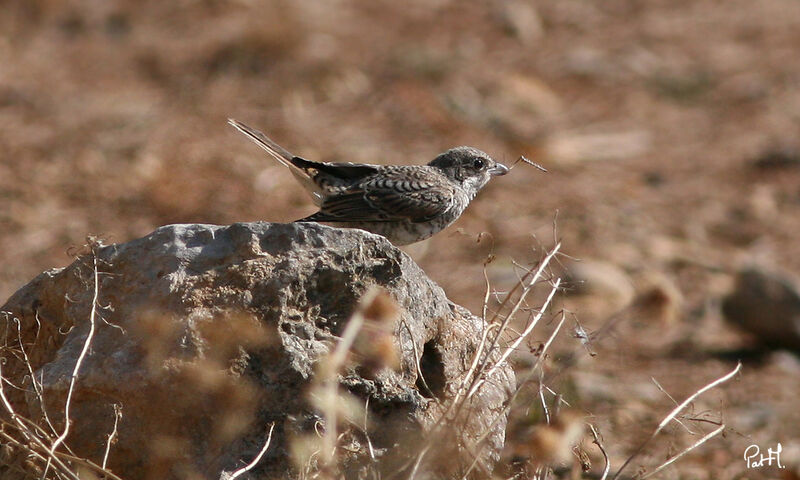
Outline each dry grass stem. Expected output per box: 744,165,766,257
640,424,725,479
48,246,101,461
468,277,562,398
612,361,742,479
588,423,610,480
454,247,565,479
0,242,126,480
651,377,695,435
0,347,81,480
453,243,561,414
102,404,122,470
464,300,566,460
228,422,276,480
13,316,60,440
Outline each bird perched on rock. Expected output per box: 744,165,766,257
228,119,509,245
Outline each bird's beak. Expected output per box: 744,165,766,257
489,163,509,176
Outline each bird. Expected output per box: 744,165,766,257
228,119,509,245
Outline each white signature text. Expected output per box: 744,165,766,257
744,443,785,469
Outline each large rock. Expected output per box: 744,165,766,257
722,267,800,351
0,222,514,479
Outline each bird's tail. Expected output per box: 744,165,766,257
293,212,326,223
228,119,324,205
227,118,295,167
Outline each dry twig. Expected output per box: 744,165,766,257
612,361,742,479
102,404,122,470
47,246,101,467
228,422,276,480
640,424,725,479
588,423,610,480
0,242,124,480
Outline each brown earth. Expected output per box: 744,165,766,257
1,0,799,478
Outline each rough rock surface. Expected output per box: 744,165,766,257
0,222,514,479
722,267,800,351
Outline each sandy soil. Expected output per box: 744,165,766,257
2,0,799,478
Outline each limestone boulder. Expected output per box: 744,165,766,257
0,222,514,479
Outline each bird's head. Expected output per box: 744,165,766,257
428,147,509,198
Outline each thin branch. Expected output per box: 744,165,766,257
487,244,561,350
0,430,70,478
400,250,557,470
460,312,567,479
49,249,101,458
536,311,566,371
481,262,492,322
467,278,561,398
13,316,61,442
228,422,276,480
52,451,126,480
538,377,550,425
0,414,80,480
400,318,433,398
640,424,725,479
588,423,610,480
0,357,80,480
102,404,122,469
392,243,563,480
364,397,375,461
612,362,742,479
651,377,695,435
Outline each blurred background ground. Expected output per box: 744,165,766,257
1,0,799,478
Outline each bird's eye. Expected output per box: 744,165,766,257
472,158,485,170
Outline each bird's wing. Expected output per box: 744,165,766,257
310,173,455,223
228,119,325,205
291,157,381,181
